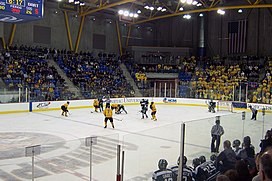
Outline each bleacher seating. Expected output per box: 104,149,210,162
55,52,134,98
0,49,73,101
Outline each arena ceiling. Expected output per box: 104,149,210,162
64,0,272,24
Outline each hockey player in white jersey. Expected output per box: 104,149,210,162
194,155,220,181
171,156,194,181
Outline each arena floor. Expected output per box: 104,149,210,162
0,104,271,181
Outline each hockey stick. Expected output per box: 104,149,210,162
114,117,123,121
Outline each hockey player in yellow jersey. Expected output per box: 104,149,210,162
150,102,157,121
61,101,70,117
111,104,118,113
93,99,99,112
103,105,114,128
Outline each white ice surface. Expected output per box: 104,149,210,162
0,104,271,181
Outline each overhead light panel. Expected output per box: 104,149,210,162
137,10,141,14
123,10,129,16
196,3,202,6
129,13,134,17
179,7,183,11
149,6,154,11
183,14,191,19
133,13,139,18
238,9,243,13
144,5,149,9
157,7,162,11
217,9,225,15
118,10,124,15
192,1,198,5
199,13,203,17
180,0,186,3
186,0,193,4
161,8,167,12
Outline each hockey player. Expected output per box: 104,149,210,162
208,100,216,113
249,105,257,120
105,97,111,109
111,104,118,113
103,104,114,129
192,158,201,170
170,156,194,181
152,159,174,181
150,102,157,121
98,98,104,112
140,99,148,119
61,101,70,117
116,104,127,114
232,139,243,156
194,155,220,181
93,99,99,112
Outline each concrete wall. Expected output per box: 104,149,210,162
3,7,123,53
154,16,198,51
154,8,272,56
205,8,272,56
3,4,272,56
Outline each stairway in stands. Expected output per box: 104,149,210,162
0,78,7,90
47,59,84,99
120,63,142,97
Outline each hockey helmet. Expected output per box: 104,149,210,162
192,158,201,168
67,101,70,104
210,154,217,161
158,159,168,170
199,156,206,164
243,136,251,146
232,139,241,147
177,156,187,165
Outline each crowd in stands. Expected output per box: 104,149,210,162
0,48,73,101
55,52,134,99
192,64,248,100
153,128,272,181
124,53,272,104
0,45,134,102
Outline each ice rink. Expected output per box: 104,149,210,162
0,104,271,181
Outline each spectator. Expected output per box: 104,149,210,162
235,160,251,181
216,175,230,181
224,169,239,181
258,154,272,181
260,130,272,152
215,140,237,173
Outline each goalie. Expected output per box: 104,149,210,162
208,100,216,113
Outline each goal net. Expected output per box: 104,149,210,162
217,101,234,112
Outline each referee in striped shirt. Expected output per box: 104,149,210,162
211,118,224,153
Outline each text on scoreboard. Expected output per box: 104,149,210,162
0,0,43,18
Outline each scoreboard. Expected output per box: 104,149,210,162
0,0,43,22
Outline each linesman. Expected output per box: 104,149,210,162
249,105,257,120
211,118,224,153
